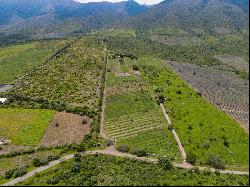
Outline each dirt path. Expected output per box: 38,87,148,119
99,46,109,140
160,103,187,162
2,146,249,186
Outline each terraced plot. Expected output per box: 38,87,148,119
104,57,180,158
10,37,105,111
166,61,249,131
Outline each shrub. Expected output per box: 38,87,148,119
157,95,165,104
187,152,198,165
74,153,82,162
117,144,129,153
132,65,139,71
76,142,86,152
158,157,173,170
207,155,225,170
131,149,148,157
5,169,14,179
32,158,42,167
71,162,81,173
13,167,28,178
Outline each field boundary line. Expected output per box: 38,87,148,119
160,103,188,163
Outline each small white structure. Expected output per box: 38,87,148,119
0,98,7,104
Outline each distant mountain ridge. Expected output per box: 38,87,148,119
0,0,249,39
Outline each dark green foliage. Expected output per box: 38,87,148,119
132,65,139,71
5,169,14,179
207,155,225,170
12,166,28,178
32,155,60,167
117,144,129,153
158,157,173,170
74,154,82,162
131,149,148,157
187,152,198,165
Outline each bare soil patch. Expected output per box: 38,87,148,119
39,112,91,146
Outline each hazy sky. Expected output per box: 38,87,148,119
74,0,164,5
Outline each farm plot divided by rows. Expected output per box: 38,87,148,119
0,39,70,84
138,57,249,168
104,57,181,159
166,61,249,131
10,37,105,111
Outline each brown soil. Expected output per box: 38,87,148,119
39,112,91,146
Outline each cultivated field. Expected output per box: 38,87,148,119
104,56,181,159
0,108,55,146
165,61,249,131
0,40,70,84
39,112,91,147
10,37,105,111
134,57,249,168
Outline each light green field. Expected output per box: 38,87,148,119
136,57,249,168
0,108,56,146
0,40,69,83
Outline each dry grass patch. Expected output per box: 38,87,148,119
39,112,91,146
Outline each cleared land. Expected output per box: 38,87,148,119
0,40,70,84
0,108,55,146
166,61,249,131
134,57,248,169
17,154,249,186
10,37,105,111
39,112,91,146
104,56,181,159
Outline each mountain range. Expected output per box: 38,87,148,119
0,0,249,39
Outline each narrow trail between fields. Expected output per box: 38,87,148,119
99,45,109,140
160,103,188,164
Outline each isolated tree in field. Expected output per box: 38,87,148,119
187,152,198,165
207,155,225,170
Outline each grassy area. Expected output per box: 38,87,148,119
0,40,70,83
136,57,249,167
0,108,56,146
104,56,181,159
9,37,105,111
17,154,249,186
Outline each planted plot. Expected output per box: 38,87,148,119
106,58,145,95
166,61,249,131
105,57,180,158
0,39,69,83
0,108,55,146
215,55,249,73
10,37,105,111
139,57,249,167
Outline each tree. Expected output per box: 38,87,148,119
207,155,225,170
158,157,173,170
187,152,198,165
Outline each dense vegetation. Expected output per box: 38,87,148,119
7,37,105,112
0,108,55,146
18,154,249,186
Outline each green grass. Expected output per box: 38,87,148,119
17,154,249,186
0,108,56,146
10,37,105,111
137,57,249,167
0,40,69,83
